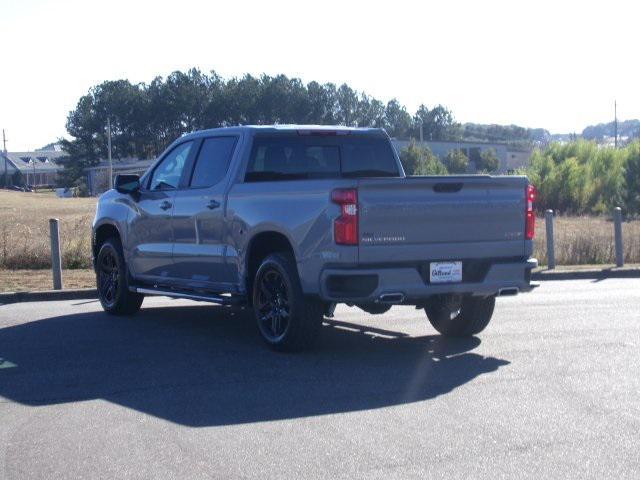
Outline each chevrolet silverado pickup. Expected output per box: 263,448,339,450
92,125,538,350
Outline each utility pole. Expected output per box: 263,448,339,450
2,129,7,188
107,117,113,189
614,100,618,149
32,159,37,192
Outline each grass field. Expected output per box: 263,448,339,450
1,189,639,292
0,190,95,270
0,268,95,292
534,215,640,266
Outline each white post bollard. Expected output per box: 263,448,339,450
614,207,624,267
49,218,63,290
545,209,555,269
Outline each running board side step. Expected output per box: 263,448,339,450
132,287,244,306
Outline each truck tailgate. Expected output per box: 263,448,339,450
357,176,527,263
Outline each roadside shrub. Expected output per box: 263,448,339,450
477,148,500,172
624,141,640,214
400,142,448,175
443,149,469,174
527,140,632,215
416,155,448,175
399,142,421,174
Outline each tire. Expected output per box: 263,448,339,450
425,294,495,337
356,303,392,315
252,252,323,351
96,237,144,315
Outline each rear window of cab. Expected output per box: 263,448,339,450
245,134,400,182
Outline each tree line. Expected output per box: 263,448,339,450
582,119,640,142
60,68,463,186
527,140,640,215
60,68,553,187
460,123,550,145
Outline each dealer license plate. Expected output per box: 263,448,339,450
429,261,463,284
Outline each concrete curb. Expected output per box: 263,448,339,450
0,288,98,305
532,268,640,281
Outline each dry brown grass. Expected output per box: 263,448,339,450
0,190,96,270
534,215,640,266
0,268,95,292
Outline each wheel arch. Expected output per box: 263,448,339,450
244,230,296,303
93,222,122,269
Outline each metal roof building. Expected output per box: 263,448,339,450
85,158,154,196
1,149,67,188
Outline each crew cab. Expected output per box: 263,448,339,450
92,125,537,350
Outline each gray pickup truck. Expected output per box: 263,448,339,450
92,125,537,350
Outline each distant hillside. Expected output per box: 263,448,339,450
582,119,640,140
460,123,550,146
550,133,577,143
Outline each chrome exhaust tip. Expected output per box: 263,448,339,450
377,293,406,304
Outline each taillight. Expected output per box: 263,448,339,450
525,184,536,240
331,188,358,245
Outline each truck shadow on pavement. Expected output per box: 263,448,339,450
0,304,509,426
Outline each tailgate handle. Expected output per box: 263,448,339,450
433,182,463,193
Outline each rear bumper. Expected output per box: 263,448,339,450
319,258,538,303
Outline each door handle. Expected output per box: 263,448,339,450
159,200,172,211
206,199,221,210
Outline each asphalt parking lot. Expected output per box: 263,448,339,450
1,279,639,479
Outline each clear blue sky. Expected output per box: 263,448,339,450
1,0,638,150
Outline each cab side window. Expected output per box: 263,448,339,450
149,141,193,190
189,136,237,188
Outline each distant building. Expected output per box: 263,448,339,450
505,148,533,172
392,139,532,173
85,158,155,196
1,148,67,188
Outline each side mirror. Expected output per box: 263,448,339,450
114,174,140,194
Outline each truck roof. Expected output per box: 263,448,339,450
180,125,388,141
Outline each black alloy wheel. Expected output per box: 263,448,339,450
252,253,323,351
96,237,144,315
255,267,291,342
98,248,119,308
